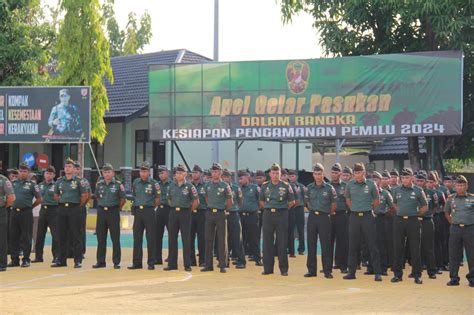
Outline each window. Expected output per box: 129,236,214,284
135,130,152,167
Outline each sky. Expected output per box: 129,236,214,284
43,0,322,61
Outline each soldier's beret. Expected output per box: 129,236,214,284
157,165,168,172
64,158,75,165
313,163,324,172
45,165,56,173
270,163,281,171
390,169,399,177
353,163,365,172
281,168,288,175
7,168,19,175
427,173,437,181
416,173,427,180
287,169,297,175
456,175,468,184
19,163,30,171
210,163,222,171
175,164,186,172
222,169,232,177
73,160,81,168
382,170,391,178
192,164,203,172
443,175,454,181
101,163,114,171
256,170,266,177
342,166,353,175
238,170,249,177
331,163,342,172
140,161,151,170
372,171,382,179
400,168,413,176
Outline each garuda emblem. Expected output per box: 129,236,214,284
286,61,310,94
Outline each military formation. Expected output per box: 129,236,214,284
0,159,473,288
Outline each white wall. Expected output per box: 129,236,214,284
168,140,313,171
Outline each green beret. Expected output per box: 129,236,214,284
313,163,324,172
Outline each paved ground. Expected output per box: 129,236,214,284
1,242,473,314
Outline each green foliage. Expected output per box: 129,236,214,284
281,0,473,161
444,159,466,173
102,0,152,57
0,0,55,85
55,0,113,143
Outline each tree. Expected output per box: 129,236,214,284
0,0,55,85
281,0,473,171
102,0,152,57
55,0,113,143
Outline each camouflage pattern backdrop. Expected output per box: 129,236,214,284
149,51,463,141
0,87,91,143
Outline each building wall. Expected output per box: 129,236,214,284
313,152,409,172
168,140,313,171
101,122,124,168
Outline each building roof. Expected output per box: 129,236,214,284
104,49,211,121
369,137,426,160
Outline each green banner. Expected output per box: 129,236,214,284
148,51,463,141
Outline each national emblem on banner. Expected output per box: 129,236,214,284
286,61,310,94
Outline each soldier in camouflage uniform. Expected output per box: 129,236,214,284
47,89,83,136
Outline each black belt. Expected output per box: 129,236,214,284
59,202,79,208
209,208,225,213
397,215,417,220
193,208,206,213
310,210,329,216
136,205,154,210
208,208,225,213
159,204,170,209
42,205,58,210
453,223,473,228
351,211,371,217
265,208,287,213
419,217,433,221
173,207,189,212
240,211,257,216
99,205,119,211
12,207,31,212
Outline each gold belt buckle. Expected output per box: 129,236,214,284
459,224,465,227
315,211,320,215
176,207,181,211
65,203,69,207
358,212,363,217
139,205,144,210
44,205,48,209
16,208,20,212
104,207,109,211
271,208,276,213
212,208,218,213
160,205,164,209
403,216,408,219
192,209,197,213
